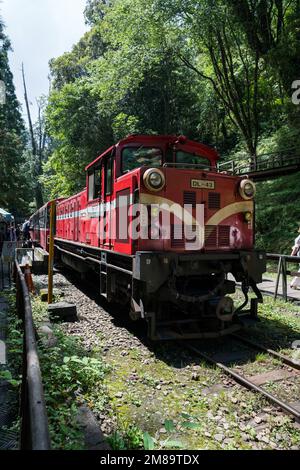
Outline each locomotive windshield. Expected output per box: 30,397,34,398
175,150,210,169
122,147,162,173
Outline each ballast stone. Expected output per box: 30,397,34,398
77,405,110,450
38,323,57,348
48,302,78,322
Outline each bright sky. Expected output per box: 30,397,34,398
0,0,88,121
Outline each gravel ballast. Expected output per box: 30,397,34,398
32,271,300,450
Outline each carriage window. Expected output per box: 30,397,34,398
106,155,113,195
176,151,210,169
122,147,162,173
40,212,45,229
46,206,50,229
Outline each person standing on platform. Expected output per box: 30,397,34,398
290,224,300,290
22,219,30,242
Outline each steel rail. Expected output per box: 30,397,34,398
15,261,51,450
231,334,300,371
185,343,300,422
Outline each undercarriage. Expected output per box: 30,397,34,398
54,239,266,341
131,250,266,340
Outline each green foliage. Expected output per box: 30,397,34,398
0,291,23,435
142,413,204,450
255,172,300,254
1,290,23,370
0,369,21,388
45,76,113,197
228,0,300,92
143,431,155,450
108,425,144,450
36,326,109,449
164,419,175,433
0,19,30,215
44,0,300,197
84,0,111,26
45,0,229,198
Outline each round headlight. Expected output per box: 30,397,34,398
149,172,163,188
143,169,165,192
239,179,256,200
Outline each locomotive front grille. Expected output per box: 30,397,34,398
171,224,199,248
185,225,199,242
171,224,230,249
205,225,230,248
205,225,217,247
208,192,221,209
183,191,196,208
218,225,230,246
171,225,185,248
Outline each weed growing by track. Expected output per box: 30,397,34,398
0,289,23,383
31,297,110,449
232,292,300,357
0,289,23,440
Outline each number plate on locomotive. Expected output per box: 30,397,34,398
191,179,215,189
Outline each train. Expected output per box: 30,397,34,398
30,134,266,339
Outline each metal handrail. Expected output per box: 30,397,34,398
252,148,299,158
267,253,300,263
218,152,300,176
14,261,51,450
266,253,300,301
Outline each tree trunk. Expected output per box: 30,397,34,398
22,64,44,208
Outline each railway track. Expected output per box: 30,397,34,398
184,335,300,423
30,269,300,449
56,268,300,425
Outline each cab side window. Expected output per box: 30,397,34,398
105,155,113,195
88,171,95,201
94,167,102,199
88,166,102,201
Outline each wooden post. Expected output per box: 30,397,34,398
47,201,55,305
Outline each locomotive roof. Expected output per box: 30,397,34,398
85,135,219,171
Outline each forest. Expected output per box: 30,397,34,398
1,0,300,252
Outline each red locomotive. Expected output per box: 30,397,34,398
30,135,266,339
